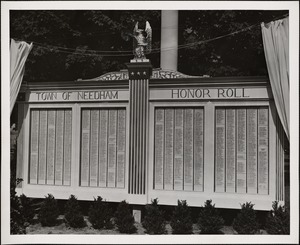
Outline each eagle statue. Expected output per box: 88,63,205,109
133,21,152,59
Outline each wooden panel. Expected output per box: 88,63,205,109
258,108,269,194
38,110,47,184
225,109,236,193
236,108,247,193
174,109,184,190
29,110,39,184
55,110,64,185
99,110,108,187
80,109,90,186
117,109,126,188
184,109,193,191
247,109,258,194
194,109,204,191
63,110,72,185
154,109,164,190
107,110,117,187
164,109,174,190
90,109,99,187
46,110,56,185
215,109,226,192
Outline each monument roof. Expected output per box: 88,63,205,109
76,68,205,82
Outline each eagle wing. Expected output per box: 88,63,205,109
145,21,152,54
133,21,139,54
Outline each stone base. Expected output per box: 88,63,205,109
132,206,142,223
130,58,150,63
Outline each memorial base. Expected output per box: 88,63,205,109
132,205,143,223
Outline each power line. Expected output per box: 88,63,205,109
14,13,288,58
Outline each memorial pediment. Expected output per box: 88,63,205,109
78,68,203,81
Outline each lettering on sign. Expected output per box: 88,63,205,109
31,90,122,102
171,88,250,99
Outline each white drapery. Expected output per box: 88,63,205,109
261,17,289,141
10,39,33,115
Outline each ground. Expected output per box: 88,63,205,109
25,215,268,235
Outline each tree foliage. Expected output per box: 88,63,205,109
197,200,224,234
10,10,287,82
64,195,86,228
170,200,193,234
265,201,290,234
88,196,113,229
142,198,166,234
232,202,260,234
38,194,60,227
114,200,137,234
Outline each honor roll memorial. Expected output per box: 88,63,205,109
14,11,287,220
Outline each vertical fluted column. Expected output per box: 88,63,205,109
127,62,152,194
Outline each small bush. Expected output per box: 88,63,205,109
170,200,193,234
19,194,35,225
10,178,26,234
232,202,259,234
115,200,136,234
198,200,224,234
88,196,113,229
38,194,60,227
265,201,289,234
64,195,86,228
142,198,166,234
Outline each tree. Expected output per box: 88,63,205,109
10,10,161,82
114,200,137,234
178,10,288,76
64,195,86,228
38,194,60,227
142,198,166,234
88,196,113,229
232,202,260,234
10,10,288,82
170,200,193,234
265,201,289,234
197,200,224,234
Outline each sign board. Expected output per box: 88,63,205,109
150,87,270,100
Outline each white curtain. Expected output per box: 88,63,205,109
261,17,289,141
10,39,33,115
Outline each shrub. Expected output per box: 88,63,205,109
232,202,259,234
64,195,86,228
170,200,193,234
142,198,166,234
265,201,289,234
19,194,35,225
115,200,136,234
88,196,113,229
10,178,26,234
38,194,60,227
198,200,224,234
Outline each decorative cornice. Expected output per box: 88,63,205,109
78,68,204,81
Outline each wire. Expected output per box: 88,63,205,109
14,13,288,58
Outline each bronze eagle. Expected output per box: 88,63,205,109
133,21,152,59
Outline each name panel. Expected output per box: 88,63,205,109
153,107,204,192
79,108,126,188
28,90,129,102
29,109,72,186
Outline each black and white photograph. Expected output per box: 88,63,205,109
1,1,299,244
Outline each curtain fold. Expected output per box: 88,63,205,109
261,17,289,141
10,38,33,115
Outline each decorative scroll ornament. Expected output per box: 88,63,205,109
133,21,152,59
78,69,205,81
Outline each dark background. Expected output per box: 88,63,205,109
10,10,288,82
